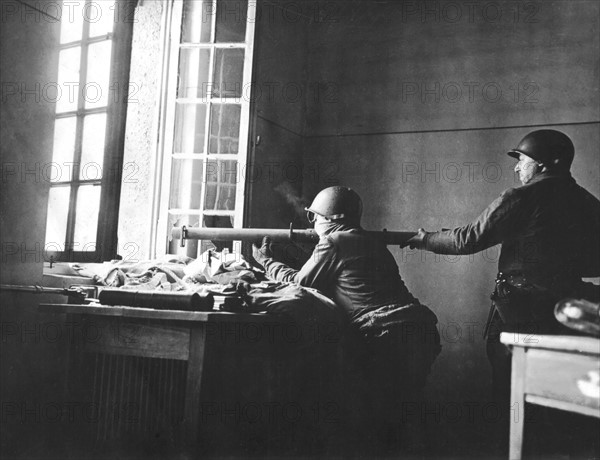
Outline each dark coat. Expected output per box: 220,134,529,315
423,171,600,287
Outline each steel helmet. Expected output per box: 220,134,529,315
305,186,363,224
507,129,574,170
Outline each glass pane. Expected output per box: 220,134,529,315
73,185,101,250
213,49,244,98
89,1,115,38
169,159,204,209
215,0,248,43
167,214,201,257
45,186,71,248
60,2,84,44
178,48,211,98
56,47,81,113
182,0,213,43
85,40,113,109
204,160,237,210
51,117,77,182
174,104,207,154
80,113,107,180
209,104,241,154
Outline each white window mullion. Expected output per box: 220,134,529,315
203,210,237,217
234,0,257,229
193,0,217,255
154,0,183,258
210,0,217,44
180,43,246,49
195,47,216,257
155,0,256,258
170,209,235,217
178,98,242,104
172,153,240,161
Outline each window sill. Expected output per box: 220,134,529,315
42,262,95,288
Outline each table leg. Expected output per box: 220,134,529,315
183,324,208,451
509,347,526,460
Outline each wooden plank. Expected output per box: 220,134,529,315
524,349,600,412
500,332,600,355
183,324,208,451
509,347,526,460
80,317,191,361
39,303,275,323
63,313,81,400
525,395,600,419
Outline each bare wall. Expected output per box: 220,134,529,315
118,0,164,261
1,2,67,456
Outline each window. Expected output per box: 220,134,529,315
45,0,134,263
154,0,256,258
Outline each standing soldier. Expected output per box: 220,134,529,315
405,129,600,452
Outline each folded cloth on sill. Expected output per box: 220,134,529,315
68,250,267,293
70,254,193,283
69,255,194,290
104,266,187,291
183,250,265,285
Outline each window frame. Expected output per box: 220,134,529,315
152,0,257,258
45,0,135,264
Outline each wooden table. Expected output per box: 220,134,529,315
38,303,295,455
500,333,600,459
